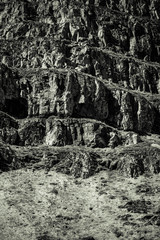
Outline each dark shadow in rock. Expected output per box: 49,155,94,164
5,98,28,119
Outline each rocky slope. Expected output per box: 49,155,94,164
0,1,160,239
0,0,160,175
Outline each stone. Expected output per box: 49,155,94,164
45,118,112,148
0,111,18,144
108,131,120,148
0,0,159,180
55,151,98,178
123,132,141,146
18,119,46,146
0,142,18,171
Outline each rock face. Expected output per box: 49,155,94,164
54,151,98,178
99,144,160,178
0,111,18,144
18,118,46,146
0,142,18,171
0,0,160,177
45,117,112,147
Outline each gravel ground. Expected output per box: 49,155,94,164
0,169,160,240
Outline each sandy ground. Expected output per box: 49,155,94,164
0,169,160,240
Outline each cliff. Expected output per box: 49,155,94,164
0,0,160,177
1,1,160,240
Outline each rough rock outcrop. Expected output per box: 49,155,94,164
30,148,99,178
0,0,160,133
17,117,142,148
100,144,160,177
54,151,98,178
0,111,18,144
0,142,18,171
18,118,46,146
0,0,160,177
45,117,112,147
1,0,160,92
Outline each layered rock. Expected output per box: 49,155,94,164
1,0,160,93
0,62,157,134
27,71,109,120
13,70,155,133
17,117,141,148
0,0,160,178
45,117,112,147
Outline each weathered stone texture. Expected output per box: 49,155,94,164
0,0,160,176
1,0,160,92
45,118,111,147
0,111,18,144
18,119,46,146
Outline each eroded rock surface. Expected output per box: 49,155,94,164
1,3,160,240
0,111,18,144
0,0,160,178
